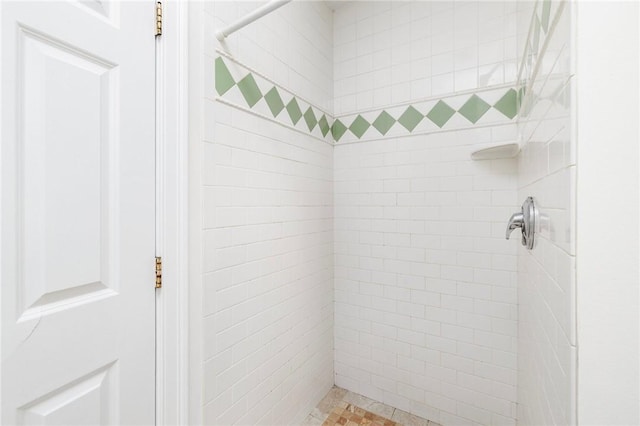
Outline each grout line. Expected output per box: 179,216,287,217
216,97,335,146
335,121,517,146
217,49,334,118
335,82,518,118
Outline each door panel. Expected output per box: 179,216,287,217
18,363,116,426
19,25,117,321
1,2,156,425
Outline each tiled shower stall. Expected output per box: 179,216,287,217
193,1,581,424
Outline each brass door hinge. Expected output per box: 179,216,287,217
155,2,163,36
155,256,162,289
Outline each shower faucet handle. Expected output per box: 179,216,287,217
505,212,524,239
505,197,537,250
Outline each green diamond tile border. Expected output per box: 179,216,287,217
286,98,303,125
494,89,518,119
398,106,424,132
532,14,541,53
349,115,370,139
541,0,552,33
236,74,262,108
427,100,456,128
303,107,318,131
318,115,330,137
337,87,519,141
517,87,527,110
372,111,396,135
264,87,285,117
214,56,333,142
458,94,492,124
215,57,235,96
214,56,521,145
332,119,348,141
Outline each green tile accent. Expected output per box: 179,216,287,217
303,107,318,131
286,98,303,125
518,87,526,102
541,0,551,33
215,57,235,96
494,89,518,119
318,115,330,137
349,115,370,139
215,56,521,144
264,87,285,117
332,119,348,141
426,100,456,128
237,74,262,108
532,14,541,52
458,95,491,124
517,87,526,110
398,106,423,132
372,111,396,135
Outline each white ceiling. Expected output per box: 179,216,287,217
324,0,353,11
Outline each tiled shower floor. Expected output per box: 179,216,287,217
303,386,441,426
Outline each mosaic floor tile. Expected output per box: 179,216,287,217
342,392,395,419
312,387,349,419
390,409,430,426
308,387,435,426
322,403,399,426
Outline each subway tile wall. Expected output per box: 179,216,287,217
202,1,334,424
333,1,520,116
210,1,333,111
333,2,522,425
333,130,520,426
202,1,576,425
515,1,576,425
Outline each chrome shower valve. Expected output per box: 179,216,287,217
506,197,537,250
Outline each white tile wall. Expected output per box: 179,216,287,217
199,1,335,424
515,1,576,425
332,2,522,425
333,1,520,116
333,125,520,426
202,112,335,425
197,2,578,425
210,1,333,111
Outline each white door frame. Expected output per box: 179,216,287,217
0,1,191,423
156,1,191,424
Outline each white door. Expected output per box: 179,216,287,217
1,1,156,425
